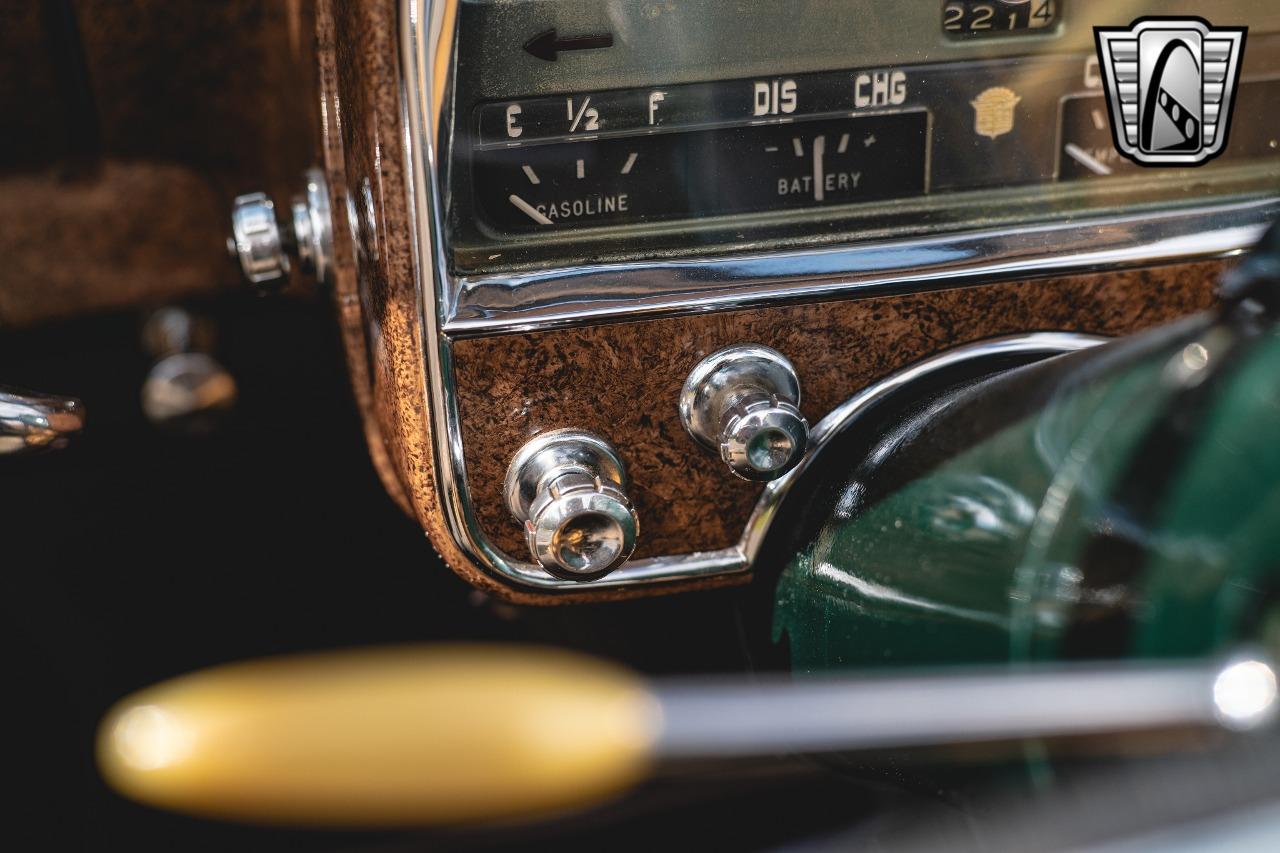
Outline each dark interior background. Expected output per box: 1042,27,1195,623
6,280,1276,853
0,294,912,851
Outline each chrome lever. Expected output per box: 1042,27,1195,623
654,651,1279,759
0,387,85,456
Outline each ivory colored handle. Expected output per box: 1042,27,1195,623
97,645,659,826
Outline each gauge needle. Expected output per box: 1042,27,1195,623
1064,143,1113,176
509,194,553,226
812,134,826,202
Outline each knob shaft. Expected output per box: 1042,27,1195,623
504,430,639,581
680,345,809,481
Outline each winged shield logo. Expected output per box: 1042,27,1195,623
1094,18,1247,166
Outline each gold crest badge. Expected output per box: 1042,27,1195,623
970,86,1022,140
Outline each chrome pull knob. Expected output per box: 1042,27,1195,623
228,168,333,290
229,192,290,285
504,430,639,581
140,308,237,430
680,345,808,481
0,387,84,456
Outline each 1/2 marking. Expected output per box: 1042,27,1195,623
566,96,600,132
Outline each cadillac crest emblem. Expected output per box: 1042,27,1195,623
970,86,1022,140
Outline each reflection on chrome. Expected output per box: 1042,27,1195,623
1213,657,1280,731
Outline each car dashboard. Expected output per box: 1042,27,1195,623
352,0,1280,601
5,1,1280,847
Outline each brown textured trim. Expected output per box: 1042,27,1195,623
315,0,408,515
452,262,1221,566
0,162,234,327
319,0,528,601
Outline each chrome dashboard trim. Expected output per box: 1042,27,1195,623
402,0,1254,595
445,198,1276,336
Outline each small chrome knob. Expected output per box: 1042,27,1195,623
229,192,290,285
504,429,639,581
228,169,333,289
140,308,237,431
680,345,809,481
141,353,237,429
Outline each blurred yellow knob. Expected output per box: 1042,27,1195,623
97,645,659,826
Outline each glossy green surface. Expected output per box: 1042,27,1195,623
1134,331,1280,658
775,328,1280,673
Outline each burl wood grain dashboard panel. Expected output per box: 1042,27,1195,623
316,0,451,546
452,264,1220,563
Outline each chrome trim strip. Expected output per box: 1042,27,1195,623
401,0,1236,594
445,199,1275,335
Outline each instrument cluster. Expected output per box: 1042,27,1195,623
394,0,1280,596
445,0,1280,274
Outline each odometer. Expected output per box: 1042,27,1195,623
943,1,1060,38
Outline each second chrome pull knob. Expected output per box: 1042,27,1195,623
504,430,639,581
680,345,809,481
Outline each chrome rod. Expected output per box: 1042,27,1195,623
654,654,1278,758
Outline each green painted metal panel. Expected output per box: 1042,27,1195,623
775,327,1280,674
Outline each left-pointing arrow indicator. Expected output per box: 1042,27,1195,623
523,28,613,62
